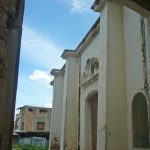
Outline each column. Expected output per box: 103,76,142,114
93,1,128,150
60,50,79,150
105,2,128,149
49,69,64,150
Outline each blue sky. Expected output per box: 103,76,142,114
16,0,99,111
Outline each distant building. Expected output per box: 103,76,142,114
15,105,52,132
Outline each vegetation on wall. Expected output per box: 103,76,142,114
12,145,48,150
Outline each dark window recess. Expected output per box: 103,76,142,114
21,122,24,130
40,109,48,113
86,92,98,150
37,122,45,130
28,108,33,112
91,64,94,74
132,93,149,148
28,108,36,113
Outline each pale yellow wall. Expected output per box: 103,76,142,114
49,73,64,148
49,1,150,150
60,57,79,150
79,13,107,149
80,81,98,150
123,7,146,150
80,2,147,150
80,33,100,76
97,5,108,150
105,2,128,150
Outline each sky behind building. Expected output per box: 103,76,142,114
16,0,99,111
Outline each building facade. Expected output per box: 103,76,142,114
49,0,150,150
15,105,52,132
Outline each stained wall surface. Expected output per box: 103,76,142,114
49,1,150,150
49,72,64,149
0,0,24,149
123,7,149,150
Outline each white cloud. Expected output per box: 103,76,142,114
29,70,54,85
70,0,89,13
21,25,65,69
58,0,93,14
16,74,53,110
16,26,62,112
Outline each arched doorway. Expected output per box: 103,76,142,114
86,91,98,150
132,92,149,148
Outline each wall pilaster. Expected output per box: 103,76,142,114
105,1,128,149
97,1,128,149
60,51,79,150
49,69,64,150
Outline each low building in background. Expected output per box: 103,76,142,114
15,105,51,132
14,105,52,147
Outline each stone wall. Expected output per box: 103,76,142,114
0,0,24,149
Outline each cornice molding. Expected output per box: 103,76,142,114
50,69,63,76
50,80,54,86
61,49,79,59
75,21,100,55
91,0,107,12
91,0,150,15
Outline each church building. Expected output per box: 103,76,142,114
49,0,150,150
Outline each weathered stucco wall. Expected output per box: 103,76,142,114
0,0,24,149
123,7,148,150
80,33,100,75
49,1,150,150
104,2,128,150
80,28,102,150
80,2,150,150
97,5,108,150
49,71,64,149
60,57,79,150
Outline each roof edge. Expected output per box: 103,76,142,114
61,49,78,59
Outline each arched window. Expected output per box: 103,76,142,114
86,91,98,150
132,93,149,148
